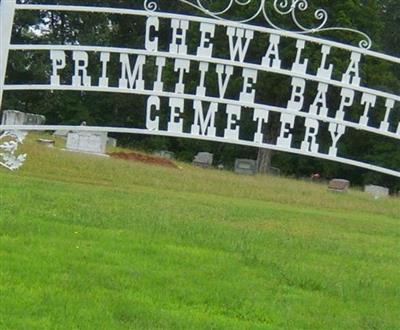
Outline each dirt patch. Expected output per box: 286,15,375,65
108,152,178,169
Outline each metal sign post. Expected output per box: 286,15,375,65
0,0,16,108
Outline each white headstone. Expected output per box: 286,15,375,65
2,110,26,125
25,113,46,125
1,110,45,125
66,132,108,155
365,185,389,199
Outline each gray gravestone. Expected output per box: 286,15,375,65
328,179,350,193
107,137,117,148
154,150,175,159
53,130,70,139
1,110,45,125
193,152,213,168
268,166,281,177
235,159,257,175
365,185,389,199
1,110,25,125
66,132,108,155
25,113,46,125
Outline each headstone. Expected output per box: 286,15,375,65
268,167,281,177
25,113,46,125
37,139,55,148
328,179,350,193
365,185,390,199
154,150,175,159
1,110,25,125
193,152,213,168
66,131,108,155
107,137,117,148
235,159,257,175
53,130,70,138
1,110,45,126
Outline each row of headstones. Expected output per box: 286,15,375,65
145,151,390,197
47,133,395,197
328,179,390,198
191,152,282,175
191,154,390,197
155,150,265,175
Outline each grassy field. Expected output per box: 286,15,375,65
1,134,400,329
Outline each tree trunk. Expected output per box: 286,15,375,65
257,148,273,174
257,122,279,174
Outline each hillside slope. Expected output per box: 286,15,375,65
1,135,399,329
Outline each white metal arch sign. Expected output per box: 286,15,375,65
0,0,399,176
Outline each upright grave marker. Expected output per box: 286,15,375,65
193,152,213,168
328,179,350,193
235,159,257,175
1,110,45,126
365,185,390,199
66,132,108,155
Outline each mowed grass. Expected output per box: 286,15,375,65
1,135,400,329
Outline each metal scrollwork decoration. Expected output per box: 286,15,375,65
145,0,372,49
0,131,27,171
144,0,159,12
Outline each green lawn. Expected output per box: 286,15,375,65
1,135,399,329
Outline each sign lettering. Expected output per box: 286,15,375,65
0,0,399,177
